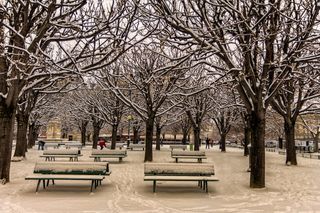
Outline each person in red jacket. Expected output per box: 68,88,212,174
98,139,106,150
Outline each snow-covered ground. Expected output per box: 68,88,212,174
1,145,320,213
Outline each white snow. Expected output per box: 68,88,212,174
1,146,320,212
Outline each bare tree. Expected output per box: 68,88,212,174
149,0,320,188
0,0,141,183
100,44,194,161
210,86,240,152
271,68,320,165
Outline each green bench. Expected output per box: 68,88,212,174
65,142,82,149
144,163,218,193
25,162,111,192
105,143,125,150
128,144,145,151
171,150,207,163
40,149,82,161
169,145,187,151
90,149,127,162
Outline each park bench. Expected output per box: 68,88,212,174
169,145,187,151
44,142,60,149
65,142,83,149
90,149,127,162
300,152,320,159
278,149,286,155
266,148,276,152
171,150,207,163
40,149,82,161
25,162,111,192
144,163,218,193
128,144,145,151
106,143,125,150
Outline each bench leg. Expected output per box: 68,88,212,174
175,158,178,163
42,180,46,189
90,180,94,192
36,180,41,192
52,179,55,185
153,180,156,193
119,157,122,162
205,181,208,193
47,179,50,187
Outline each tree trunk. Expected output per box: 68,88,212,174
80,121,88,146
162,133,165,140
155,125,161,150
193,127,201,151
14,112,29,157
0,104,15,183
220,133,227,152
111,124,118,150
278,137,283,149
92,124,100,149
86,133,91,142
284,119,297,165
314,134,319,153
250,110,266,188
182,131,188,145
133,126,139,144
144,117,154,162
27,123,38,149
243,126,251,156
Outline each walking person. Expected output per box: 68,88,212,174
205,137,210,149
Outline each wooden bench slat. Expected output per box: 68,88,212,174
25,174,105,180
144,176,219,181
171,156,207,159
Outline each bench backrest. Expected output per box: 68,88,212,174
65,142,82,146
171,150,205,156
43,149,80,155
105,144,124,148
34,162,109,175
144,163,214,176
92,149,127,155
129,144,144,148
170,145,187,148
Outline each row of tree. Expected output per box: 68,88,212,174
1,1,320,190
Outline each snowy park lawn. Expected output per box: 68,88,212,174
1,146,320,213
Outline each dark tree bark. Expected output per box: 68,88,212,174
193,127,201,151
284,119,297,165
155,122,161,150
133,125,140,144
243,126,251,156
242,113,251,156
0,104,15,183
80,120,88,146
144,114,155,162
111,124,118,150
92,123,100,149
182,132,188,145
213,113,232,153
27,122,39,149
181,117,191,145
249,110,266,188
14,112,29,157
278,137,283,149
220,133,227,152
